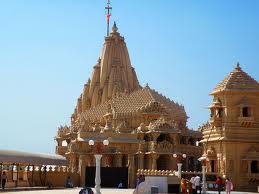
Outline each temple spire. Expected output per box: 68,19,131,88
105,0,112,36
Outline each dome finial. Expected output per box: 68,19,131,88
112,21,118,32
235,62,241,70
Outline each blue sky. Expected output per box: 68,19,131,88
0,0,259,154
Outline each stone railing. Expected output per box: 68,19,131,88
137,169,176,176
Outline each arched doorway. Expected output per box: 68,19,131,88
157,155,170,170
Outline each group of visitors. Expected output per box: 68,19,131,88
215,176,233,194
181,175,201,194
181,175,233,194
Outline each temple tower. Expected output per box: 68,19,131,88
72,22,141,121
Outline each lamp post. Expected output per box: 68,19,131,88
173,153,186,179
198,155,209,194
89,139,109,194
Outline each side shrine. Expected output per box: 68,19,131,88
200,64,259,191
55,23,203,187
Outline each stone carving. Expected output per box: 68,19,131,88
148,117,172,132
157,140,173,152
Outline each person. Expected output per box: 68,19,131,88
136,175,141,187
193,175,201,194
215,176,224,194
65,176,73,188
181,178,188,194
225,178,233,194
1,171,7,190
190,175,196,194
118,182,123,189
188,179,193,194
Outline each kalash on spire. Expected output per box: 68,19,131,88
55,1,199,188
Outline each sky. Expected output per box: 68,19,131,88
0,0,259,154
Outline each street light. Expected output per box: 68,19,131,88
173,153,186,179
198,155,209,194
88,139,109,194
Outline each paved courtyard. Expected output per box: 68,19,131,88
1,188,259,194
0,188,134,194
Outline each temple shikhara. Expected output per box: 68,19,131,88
200,64,259,191
55,22,202,187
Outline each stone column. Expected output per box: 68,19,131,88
177,163,183,179
169,155,176,170
114,153,123,167
151,153,159,170
128,154,135,188
137,154,144,170
95,154,102,194
79,155,87,187
201,165,207,194
248,161,252,173
185,156,189,171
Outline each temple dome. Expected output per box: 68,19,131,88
211,63,259,94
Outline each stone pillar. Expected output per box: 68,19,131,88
151,153,159,170
185,156,189,171
79,155,86,187
57,139,62,146
114,153,123,167
217,157,221,174
151,132,160,143
137,153,144,170
202,165,207,194
95,154,102,194
177,163,183,179
169,155,176,170
248,161,252,173
128,154,135,188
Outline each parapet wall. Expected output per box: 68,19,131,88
2,166,79,188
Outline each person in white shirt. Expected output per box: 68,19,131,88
190,175,196,194
194,175,201,194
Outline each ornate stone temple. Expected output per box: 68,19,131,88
200,63,259,191
55,23,202,187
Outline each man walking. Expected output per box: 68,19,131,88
194,175,201,194
1,171,7,190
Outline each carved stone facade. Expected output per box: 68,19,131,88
55,23,202,188
200,64,259,191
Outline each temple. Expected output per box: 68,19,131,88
200,63,259,191
55,22,202,187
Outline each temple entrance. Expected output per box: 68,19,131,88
157,155,170,170
85,167,128,188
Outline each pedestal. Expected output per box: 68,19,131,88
95,154,102,194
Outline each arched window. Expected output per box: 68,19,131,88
242,107,249,117
180,137,186,144
157,133,166,142
62,140,67,146
251,161,258,173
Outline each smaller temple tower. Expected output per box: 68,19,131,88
200,63,259,191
